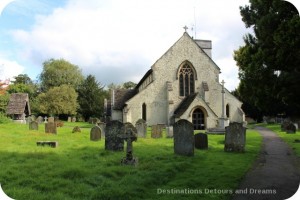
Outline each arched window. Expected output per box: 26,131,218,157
226,104,230,118
178,63,195,96
142,103,147,121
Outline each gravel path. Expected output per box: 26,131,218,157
232,126,300,200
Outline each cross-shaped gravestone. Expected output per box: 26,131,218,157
44,116,48,123
120,128,138,166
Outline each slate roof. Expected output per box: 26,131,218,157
173,93,198,117
6,93,31,115
113,89,137,110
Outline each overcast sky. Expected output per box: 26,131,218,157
0,0,299,91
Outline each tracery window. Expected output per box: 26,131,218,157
179,63,195,96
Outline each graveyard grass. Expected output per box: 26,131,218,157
0,122,262,200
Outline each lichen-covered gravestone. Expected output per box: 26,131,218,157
135,119,147,138
29,121,38,130
173,119,194,156
37,116,43,124
72,126,81,133
90,126,101,141
151,125,162,138
120,128,138,166
224,122,246,152
105,120,124,151
194,133,208,149
45,122,57,134
48,117,54,123
124,122,137,137
286,123,296,134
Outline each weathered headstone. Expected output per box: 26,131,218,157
194,133,208,149
48,117,54,123
166,126,174,138
151,125,162,138
105,120,124,151
45,122,57,134
173,119,194,156
37,116,43,124
286,123,296,134
281,120,291,131
44,116,48,123
124,122,137,137
90,126,101,141
224,122,246,152
120,128,138,166
97,122,106,137
135,119,147,138
29,121,39,130
30,115,36,121
72,126,81,133
67,116,71,122
72,117,76,122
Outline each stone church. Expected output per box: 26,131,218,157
105,31,245,130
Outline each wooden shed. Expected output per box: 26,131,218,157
6,93,31,120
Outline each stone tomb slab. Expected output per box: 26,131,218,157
173,119,194,156
90,126,101,141
37,141,58,148
224,122,246,152
105,120,125,151
194,133,208,149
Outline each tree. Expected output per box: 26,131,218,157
12,74,33,85
123,81,136,89
37,84,78,116
39,58,84,91
234,0,300,116
77,75,108,120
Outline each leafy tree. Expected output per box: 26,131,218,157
37,84,78,116
77,75,108,120
39,58,84,91
0,93,10,114
234,0,300,116
12,74,33,85
123,81,136,89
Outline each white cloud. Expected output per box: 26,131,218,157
0,58,24,81
11,0,249,89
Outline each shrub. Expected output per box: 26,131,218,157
0,112,11,124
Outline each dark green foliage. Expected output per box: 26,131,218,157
77,75,108,121
234,0,300,117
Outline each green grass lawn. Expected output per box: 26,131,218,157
264,124,300,157
0,122,262,200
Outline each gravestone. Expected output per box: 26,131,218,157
286,123,296,134
151,125,162,138
173,119,194,156
72,117,76,122
97,122,106,137
281,120,291,131
90,126,101,141
67,117,71,122
135,119,147,138
194,133,208,149
44,116,48,123
166,126,174,138
105,120,124,151
29,121,38,130
72,126,81,133
124,122,137,137
120,128,138,166
224,122,246,152
30,115,36,121
37,116,43,124
45,122,57,134
48,117,54,123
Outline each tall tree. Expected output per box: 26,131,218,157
77,75,108,120
39,58,84,91
37,84,78,116
12,74,33,85
234,0,300,116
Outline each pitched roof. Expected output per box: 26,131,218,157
6,93,31,115
113,89,137,110
173,93,198,117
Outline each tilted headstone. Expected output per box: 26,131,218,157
72,126,81,133
194,133,208,149
48,117,54,123
29,121,39,130
166,126,174,138
173,119,194,156
105,120,124,151
36,116,43,124
151,125,162,138
224,122,246,152
45,122,57,134
286,123,296,134
135,119,147,138
90,126,101,141
97,122,106,137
